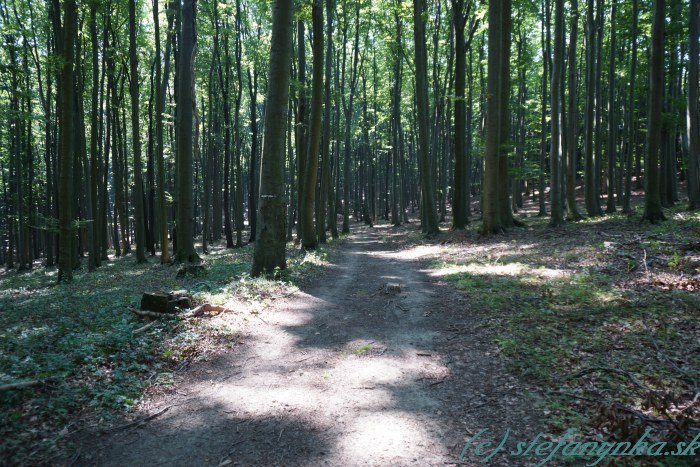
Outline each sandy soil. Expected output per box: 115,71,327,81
70,225,545,466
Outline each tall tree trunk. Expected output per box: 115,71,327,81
341,4,360,234
498,0,514,228
623,0,638,213
301,0,324,250
538,0,549,217
248,66,259,241
566,0,582,220
642,0,667,222
56,0,78,281
89,4,101,268
154,0,171,262
594,0,604,212
605,0,617,213
414,0,440,235
687,0,700,209
549,0,564,226
481,0,504,233
318,0,333,243
130,0,147,262
234,0,244,247
252,0,294,276
175,0,200,262
296,20,307,240
452,0,468,229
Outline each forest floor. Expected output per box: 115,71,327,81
1,193,699,466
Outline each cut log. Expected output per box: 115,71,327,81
384,283,402,294
168,290,192,309
140,293,175,313
140,291,192,313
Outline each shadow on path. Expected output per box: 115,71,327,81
72,224,544,466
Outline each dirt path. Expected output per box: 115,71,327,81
75,225,544,466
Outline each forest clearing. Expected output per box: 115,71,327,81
1,0,700,463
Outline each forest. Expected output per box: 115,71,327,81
0,0,699,464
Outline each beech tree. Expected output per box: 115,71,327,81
252,0,294,276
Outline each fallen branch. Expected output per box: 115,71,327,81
111,406,170,432
646,329,699,392
130,308,180,319
567,366,651,394
133,321,158,335
0,379,46,392
548,391,681,429
191,303,236,317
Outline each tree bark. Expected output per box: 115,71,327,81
252,0,294,276
130,0,147,262
175,0,200,262
549,0,564,226
414,0,440,235
566,0,582,220
623,0,638,213
642,0,667,222
605,0,617,213
301,0,324,250
688,0,700,209
56,0,78,281
481,0,504,234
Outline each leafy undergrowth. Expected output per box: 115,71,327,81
429,204,699,464
0,237,341,465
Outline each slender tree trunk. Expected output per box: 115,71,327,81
318,0,333,243
643,0,666,222
498,0,514,228
623,0,639,213
481,0,503,233
688,0,700,209
296,20,307,240
154,0,171,262
605,0,617,213
56,0,78,281
538,0,548,217
341,5,360,234
414,0,440,235
566,0,582,220
301,0,324,250
248,66,259,242
549,0,564,226
452,0,468,229
129,0,146,262
593,0,604,212
252,0,294,276
234,0,244,247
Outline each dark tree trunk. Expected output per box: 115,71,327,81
175,0,200,262
414,0,440,235
643,0,667,222
129,0,147,262
689,0,700,209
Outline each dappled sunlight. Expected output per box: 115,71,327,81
365,244,443,260
428,262,570,280
338,411,438,461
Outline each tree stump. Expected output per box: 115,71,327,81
140,290,192,313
